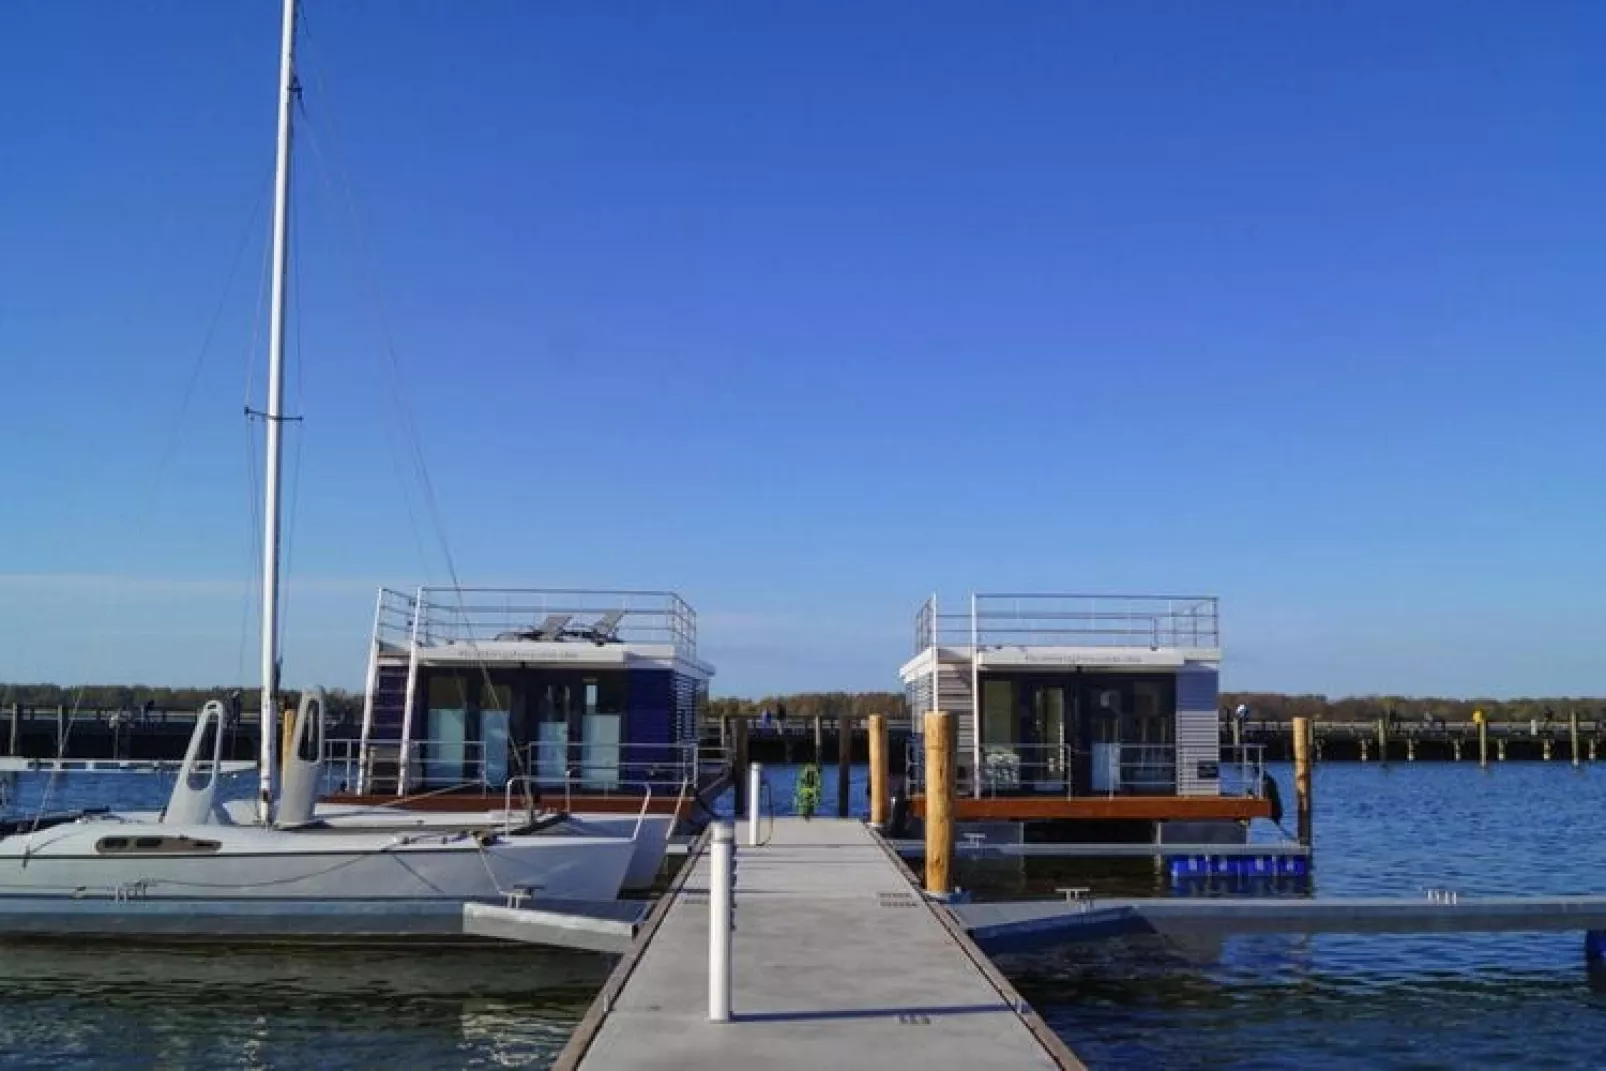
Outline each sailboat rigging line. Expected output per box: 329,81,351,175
148,173,274,507
292,51,534,792
28,173,278,832
238,219,275,688
292,48,460,588
278,192,308,655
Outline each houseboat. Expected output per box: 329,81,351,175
898,592,1271,840
325,587,722,819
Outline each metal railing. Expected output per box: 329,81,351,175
371,586,699,658
524,740,699,797
907,741,1267,800
327,736,498,794
906,742,1076,799
1220,745,1267,798
326,737,704,798
974,594,1219,649
913,593,1220,653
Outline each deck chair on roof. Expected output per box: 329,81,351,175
569,609,626,644
495,613,572,642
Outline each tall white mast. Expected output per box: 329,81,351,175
259,0,299,824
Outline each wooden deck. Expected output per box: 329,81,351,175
553,818,1079,1070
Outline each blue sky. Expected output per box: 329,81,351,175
2,2,1603,698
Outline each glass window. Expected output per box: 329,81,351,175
425,675,471,786
981,681,1014,746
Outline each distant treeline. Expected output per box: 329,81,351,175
4,684,1599,726
706,692,907,721
1221,692,1606,723
712,691,1606,725
0,683,364,719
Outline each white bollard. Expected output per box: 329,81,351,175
709,821,734,1023
747,762,763,848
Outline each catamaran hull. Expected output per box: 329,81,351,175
0,822,634,902
215,802,675,891
559,815,673,890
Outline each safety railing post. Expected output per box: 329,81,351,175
709,821,734,1022
747,762,763,847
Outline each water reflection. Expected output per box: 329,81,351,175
0,942,612,1069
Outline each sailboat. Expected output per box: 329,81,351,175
0,0,638,907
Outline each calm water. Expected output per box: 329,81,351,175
5,763,1606,1068
1014,762,1606,1070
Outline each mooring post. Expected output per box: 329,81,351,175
1478,717,1489,768
1376,717,1388,765
1543,738,1553,762
732,717,750,813
6,702,17,758
747,762,763,848
56,704,67,754
837,714,853,817
868,713,889,828
1360,737,1369,762
924,709,954,898
1407,736,1416,762
1453,738,1462,762
1572,711,1581,768
1293,716,1313,849
708,821,734,1023
813,715,823,763
1498,738,1507,762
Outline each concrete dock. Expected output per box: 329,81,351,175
554,818,1078,1070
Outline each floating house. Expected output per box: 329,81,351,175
898,592,1269,831
332,587,717,814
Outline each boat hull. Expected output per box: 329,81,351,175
0,819,634,902
213,802,674,891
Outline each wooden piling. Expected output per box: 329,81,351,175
813,715,824,763
868,714,889,828
1452,738,1462,762
1543,738,1553,762
1407,736,1416,762
837,715,853,817
1498,738,1507,762
924,710,954,897
6,702,16,757
1376,717,1388,764
1293,715,1313,848
1572,711,1581,768
1360,738,1369,762
56,704,67,754
1478,718,1489,768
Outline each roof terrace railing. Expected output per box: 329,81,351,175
373,587,698,659
914,593,1219,653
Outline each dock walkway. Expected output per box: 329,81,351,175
556,817,1076,1070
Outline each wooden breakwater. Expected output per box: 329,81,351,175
0,704,268,762
1232,717,1606,763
